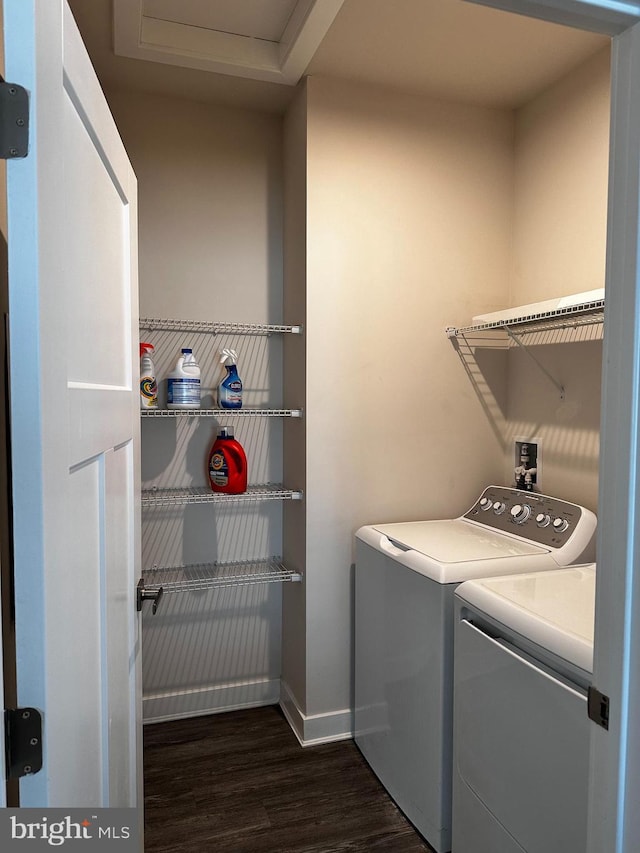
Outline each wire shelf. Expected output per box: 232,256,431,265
446,298,604,342
447,298,604,399
140,317,303,336
142,558,302,592
141,484,303,507
141,407,303,418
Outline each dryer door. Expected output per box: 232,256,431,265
453,618,589,853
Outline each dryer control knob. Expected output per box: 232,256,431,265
552,517,570,533
492,501,506,514
479,497,492,510
536,513,551,528
510,503,531,524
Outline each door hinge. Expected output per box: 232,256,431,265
4,707,43,779
587,685,610,730
0,77,29,159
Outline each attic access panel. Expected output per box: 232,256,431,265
143,0,299,42
113,0,345,85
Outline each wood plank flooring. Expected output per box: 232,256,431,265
144,705,435,853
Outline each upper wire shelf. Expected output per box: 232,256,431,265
141,407,303,418
446,298,604,343
140,317,302,336
447,297,605,399
141,484,303,507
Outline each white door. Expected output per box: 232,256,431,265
4,0,141,817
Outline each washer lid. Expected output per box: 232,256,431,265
371,519,548,563
456,564,596,672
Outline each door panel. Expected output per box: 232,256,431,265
104,441,138,806
51,458,104,804
63,92,131,386
4,0,141,814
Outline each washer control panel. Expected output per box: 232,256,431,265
464,486,586,549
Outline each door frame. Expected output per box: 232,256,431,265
0,0,16,809
467,2,640,851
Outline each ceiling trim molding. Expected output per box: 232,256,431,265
113,0,345,85
465,0,640,35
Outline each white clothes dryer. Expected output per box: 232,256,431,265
354,486,596,853
452,564,596,853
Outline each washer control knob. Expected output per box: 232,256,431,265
510,503,531,524
492,501,506,514
479,497,492,511
552,517,570,533
536,513,551,528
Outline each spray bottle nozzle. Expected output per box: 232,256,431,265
220,348,238,366
140,342,154,357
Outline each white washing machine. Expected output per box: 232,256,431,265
452,564,596,853
354,486,596,853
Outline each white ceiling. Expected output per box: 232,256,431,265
68,0,610,114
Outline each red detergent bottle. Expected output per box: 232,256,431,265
208,427,248,494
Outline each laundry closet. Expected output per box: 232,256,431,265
69,1,611,744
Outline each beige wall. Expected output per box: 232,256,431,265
108,90,283,324
512,48,610,305
504,48,610,510
284,76,514,724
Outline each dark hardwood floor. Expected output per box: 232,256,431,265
144,705,435,853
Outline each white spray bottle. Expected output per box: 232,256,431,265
218,348,243,409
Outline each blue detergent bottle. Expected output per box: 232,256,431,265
218,348,243,409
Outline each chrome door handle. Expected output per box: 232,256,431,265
136,578,164,614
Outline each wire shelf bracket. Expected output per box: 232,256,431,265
505,327,565,399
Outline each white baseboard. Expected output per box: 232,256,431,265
143,677,280,724
279,680,353,746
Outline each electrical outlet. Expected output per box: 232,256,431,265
514,437,541,492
